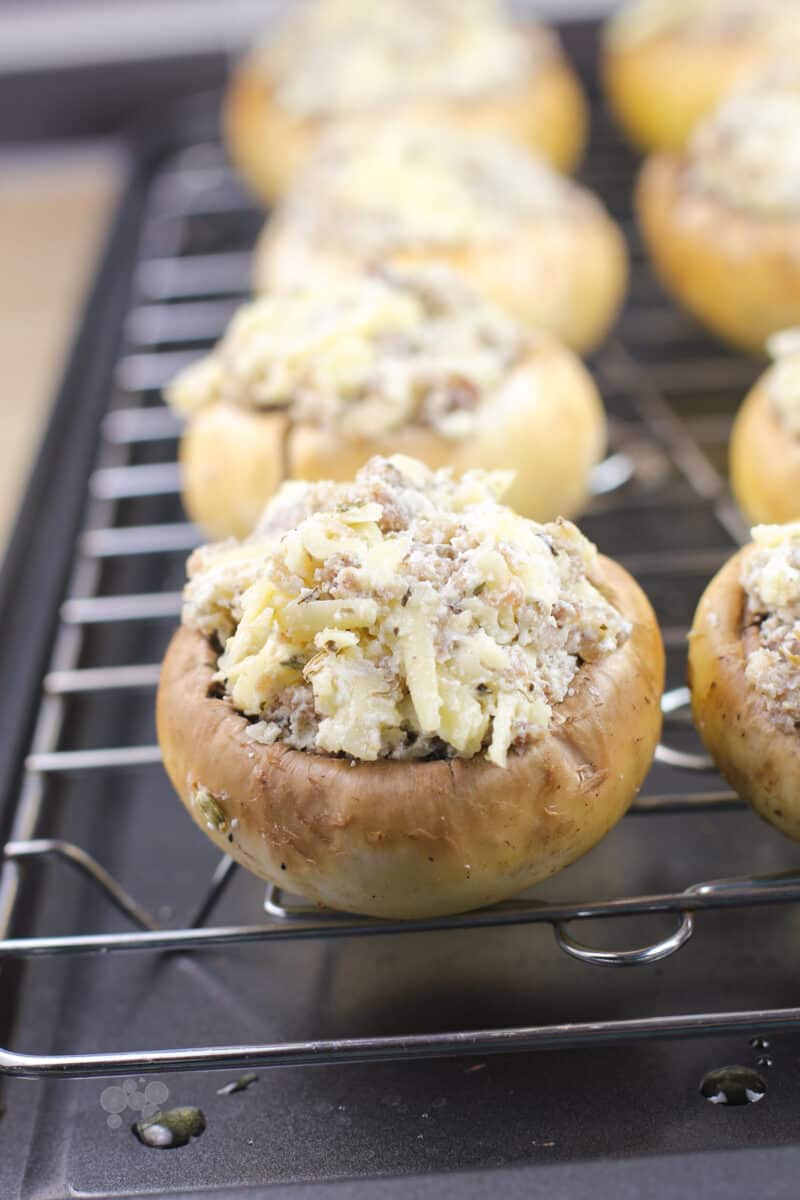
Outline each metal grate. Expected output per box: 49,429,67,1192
3,89,800,1082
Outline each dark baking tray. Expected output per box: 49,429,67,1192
2,19,800,1200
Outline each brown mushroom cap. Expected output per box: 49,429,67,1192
730,374,800,526
223,38,587,205
689,546,800,843
636,153,800,354
157,555,664,919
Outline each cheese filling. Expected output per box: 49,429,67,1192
166,268,524,440
255,0,553,117
182,456,630,767
765,328,800,436
272,121,592,253
742,522,800,731
686,65,800,216
606,0,799,50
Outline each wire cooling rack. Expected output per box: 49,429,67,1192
3,89,800,1080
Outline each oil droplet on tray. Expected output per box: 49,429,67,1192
700,1066,766,1107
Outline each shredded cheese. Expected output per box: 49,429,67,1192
254,0,553,117
686,62,800,216
183,455,630,767
166,266,524,439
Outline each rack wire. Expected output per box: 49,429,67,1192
3,102,800,1081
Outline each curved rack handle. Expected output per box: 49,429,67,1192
554,910,695,968
589,452,634,496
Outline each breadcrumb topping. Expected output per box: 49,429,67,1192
765,328,800,436
686,63,800,216
742,523,800,731
255,0,553,117
166,267,523,440
182,456,630,767
606,0,798,50
268,121,595,259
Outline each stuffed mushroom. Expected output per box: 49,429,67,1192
166,267,607,539
689,523,800,842
158,455,665,919
253,121,628,355
603,0,798,153
730,329,800,524
637,62,800,353
224,0,587,203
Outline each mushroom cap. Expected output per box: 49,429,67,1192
603,23,761,153
730,374,800,525
689,545,800,843
157,555,664,918
223,39,587,204
637,153,800,353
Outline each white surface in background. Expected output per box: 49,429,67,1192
0,143,123,549
0,0,618,73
